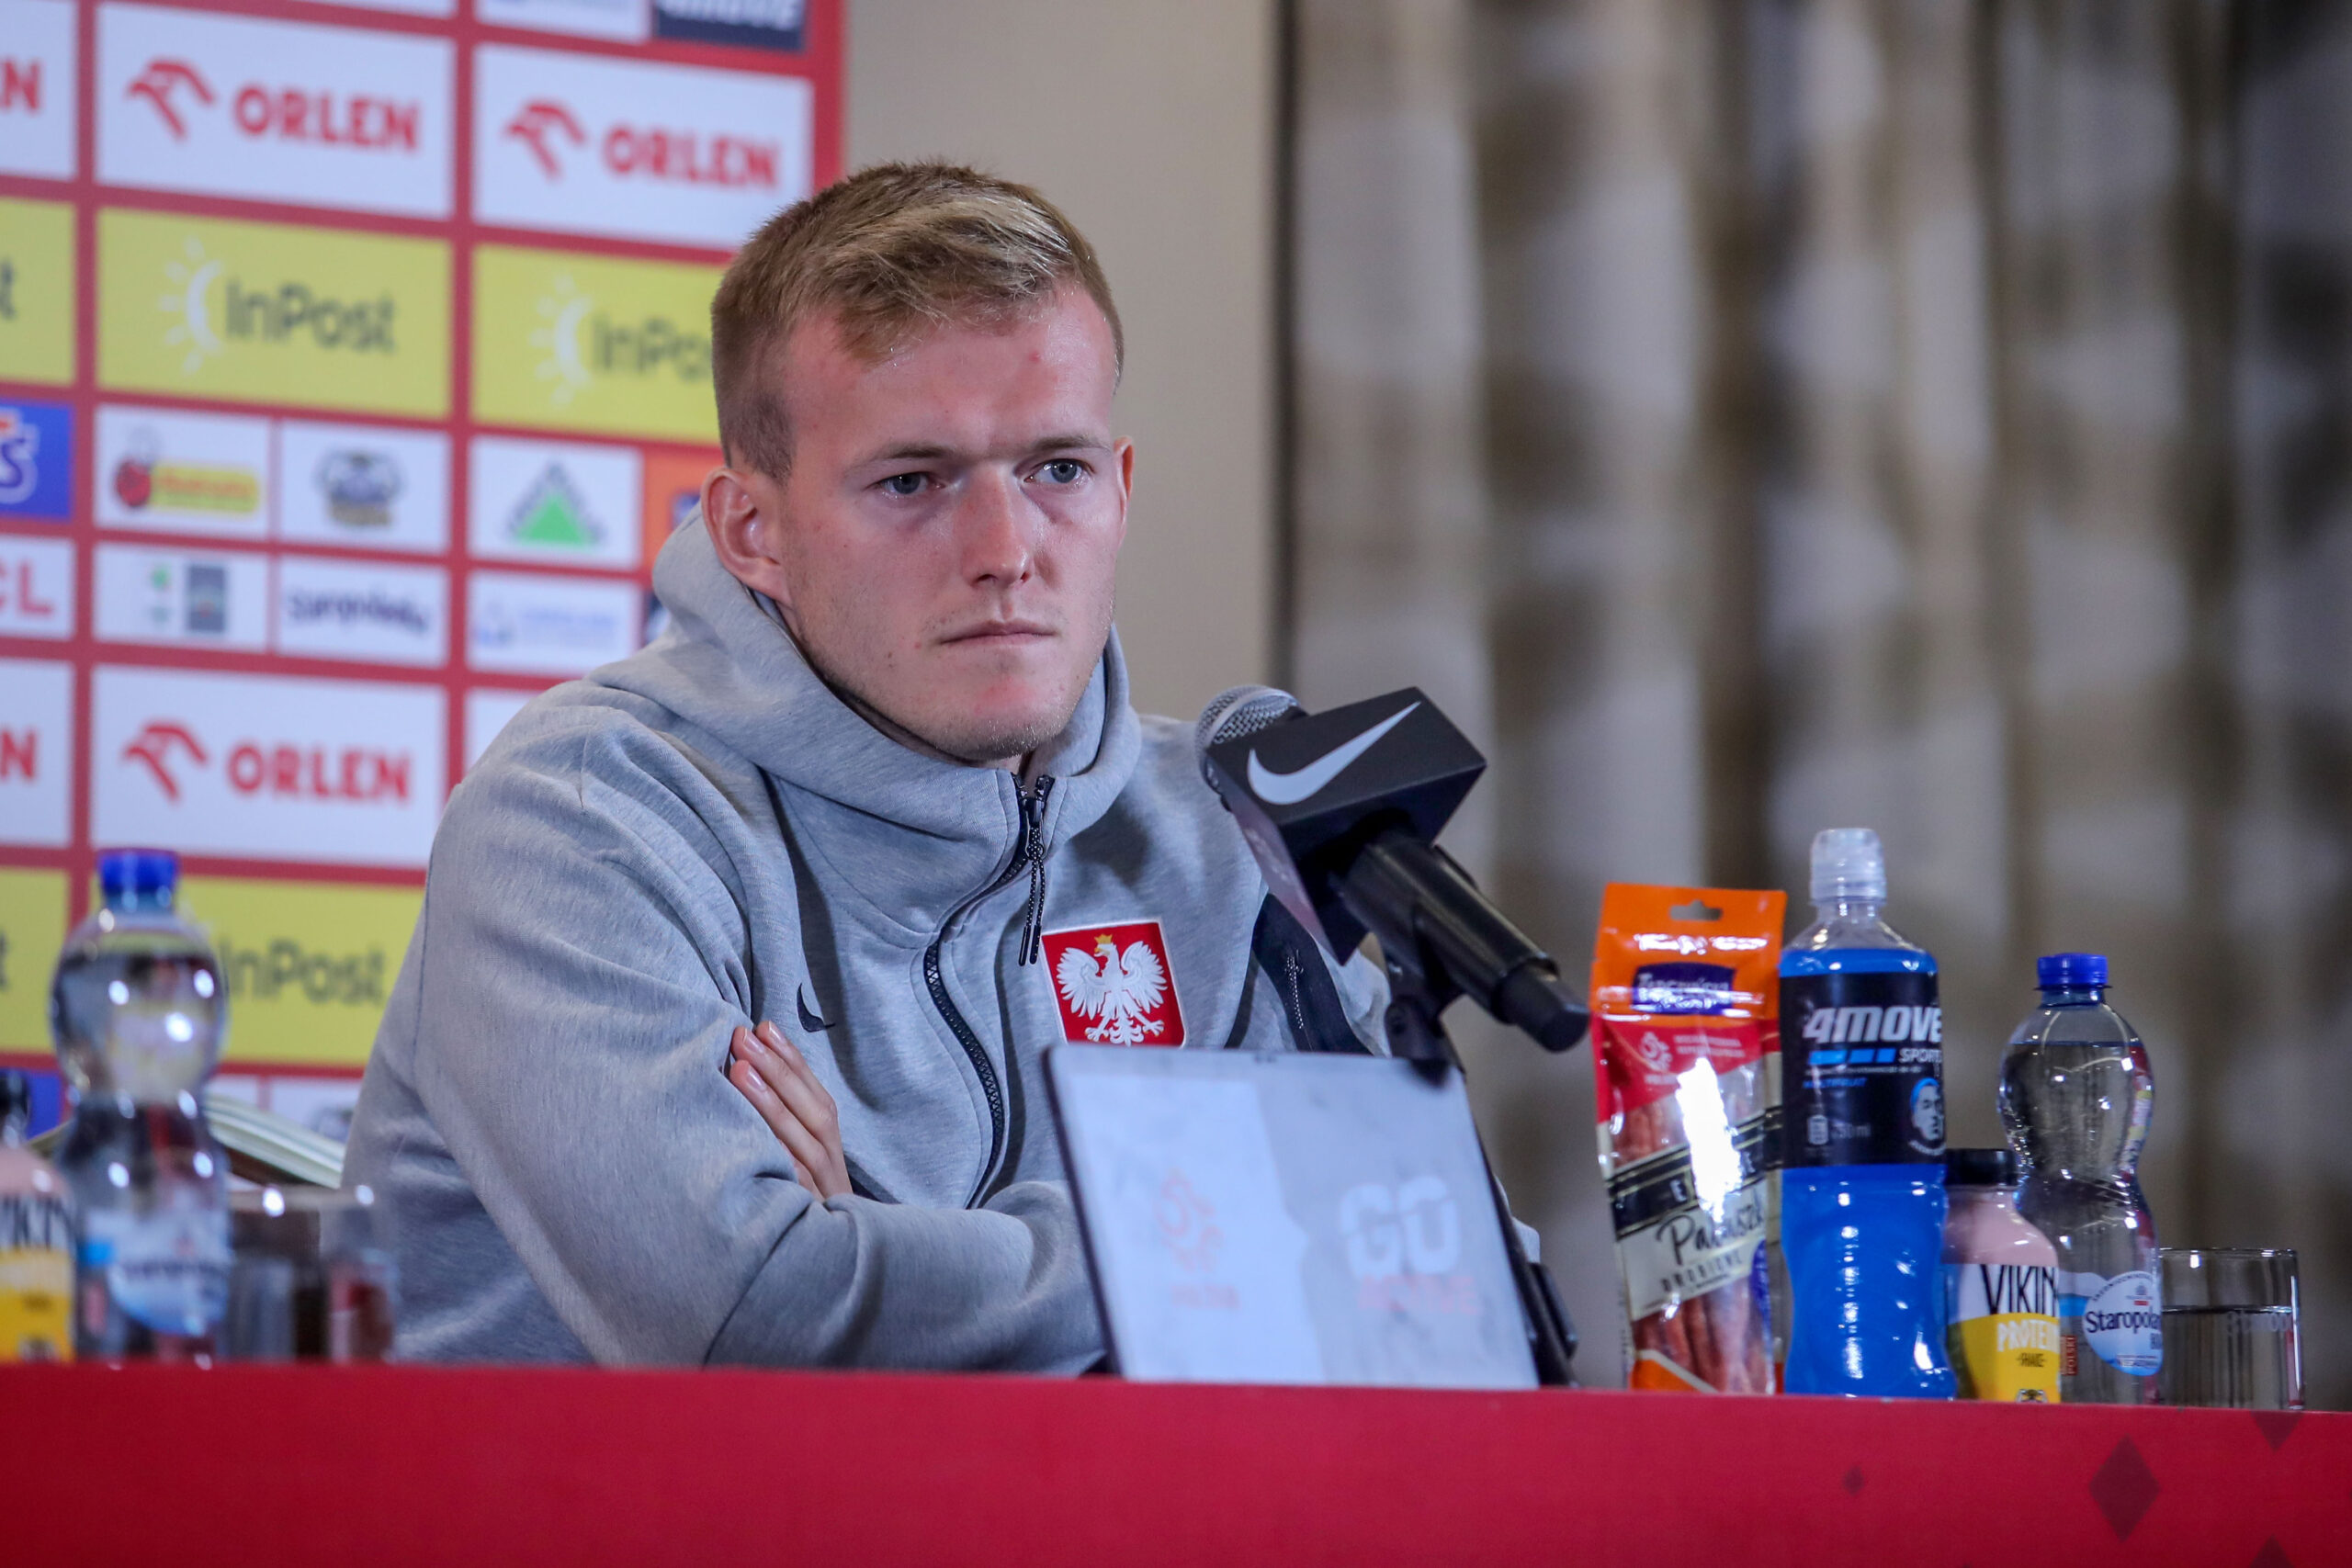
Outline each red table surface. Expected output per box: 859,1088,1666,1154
2,1364,2345,1567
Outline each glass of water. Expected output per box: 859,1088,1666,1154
2159,1248,2301,1410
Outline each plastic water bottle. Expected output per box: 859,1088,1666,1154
50,849,232,1361
1779,828,1954,1397
1999,953,2160,1404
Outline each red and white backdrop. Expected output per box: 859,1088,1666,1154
0,0,841,1136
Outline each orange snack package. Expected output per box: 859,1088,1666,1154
1589,885,1785,1393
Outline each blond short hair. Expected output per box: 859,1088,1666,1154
710,162,1123,475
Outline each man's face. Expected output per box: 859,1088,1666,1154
705,284,1131,768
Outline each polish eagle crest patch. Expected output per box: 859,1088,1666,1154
1043,920,1185,1046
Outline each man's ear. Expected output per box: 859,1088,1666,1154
702,466,794,610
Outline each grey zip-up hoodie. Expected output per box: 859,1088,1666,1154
345,517,1385,1369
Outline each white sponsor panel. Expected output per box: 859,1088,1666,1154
276,554,448,667
468,570,639,676
468,435,640,568
464,687,536,770
0,658,73,847
296,0,455,17
94,665,446,867
475,45,811,249
0,0,78,180
278,421,450,554
97,3,456,219
478,0,649,42
0,535,74,639
96,404,272,538
96,544,271,651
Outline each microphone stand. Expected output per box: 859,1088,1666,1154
1374,942,1581,1388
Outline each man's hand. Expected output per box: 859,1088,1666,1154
729,1021,851,1199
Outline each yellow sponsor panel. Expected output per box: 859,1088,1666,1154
0,199,76,387
474,245,719,442
0,868,68,1054
177,875,423,1068
99,209,450,419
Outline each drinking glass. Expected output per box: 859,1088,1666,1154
2158,1247,2301,1410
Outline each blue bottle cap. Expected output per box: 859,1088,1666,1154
2036,952,2108,989
97,847,179,904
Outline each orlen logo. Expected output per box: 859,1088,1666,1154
500,96,779,189
1340,1178,1480,1316
126,59,212,140
119,717,412,805
126,55,423,152
503,99,583,180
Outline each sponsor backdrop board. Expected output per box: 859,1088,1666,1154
0,0,839,1122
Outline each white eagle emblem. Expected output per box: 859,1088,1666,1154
1055,931,1170,1045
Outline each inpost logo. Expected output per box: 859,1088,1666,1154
154,237,397,373
101,210,449,418
177,875,423,1066
530,271,707,407
474,246,718,442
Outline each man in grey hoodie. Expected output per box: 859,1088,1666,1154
345,164,1386,1369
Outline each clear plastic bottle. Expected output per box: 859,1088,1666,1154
50,849,232,1362
0,1069,75,1361
2000,953,2160,1404
1778,828,1954,1397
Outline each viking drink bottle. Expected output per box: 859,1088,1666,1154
1779,829,1954,1397
0,1069,75,1361
2000,953,2161,1404
51,849,232,1361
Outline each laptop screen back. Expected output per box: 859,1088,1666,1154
1047,1045,1537,1390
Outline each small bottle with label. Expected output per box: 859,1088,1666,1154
0,1069,75,1362
2000,953,2160,1404
1943,1146,2059,1401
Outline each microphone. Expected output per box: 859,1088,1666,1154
1195,685,1588,1055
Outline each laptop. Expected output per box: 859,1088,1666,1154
1046,1045,1537,1389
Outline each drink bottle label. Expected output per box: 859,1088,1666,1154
1945,1260,2060,1402
80,1202,231,1337
0,1190,76,1363
1781,971,1944,1165
2070,1268,2163,1377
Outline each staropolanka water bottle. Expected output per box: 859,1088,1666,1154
2000,953,2160,1404
51,849,232,1361
1779,828,1954,1397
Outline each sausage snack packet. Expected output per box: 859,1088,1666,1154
1590,885,1784,1393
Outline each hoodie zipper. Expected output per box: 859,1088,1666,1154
924,774,1054,1206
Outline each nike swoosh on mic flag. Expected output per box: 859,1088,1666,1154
1246,703,1420,806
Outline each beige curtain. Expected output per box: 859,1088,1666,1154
1295,0,2347,1404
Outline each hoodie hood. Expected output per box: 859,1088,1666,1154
591,516,1142,939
